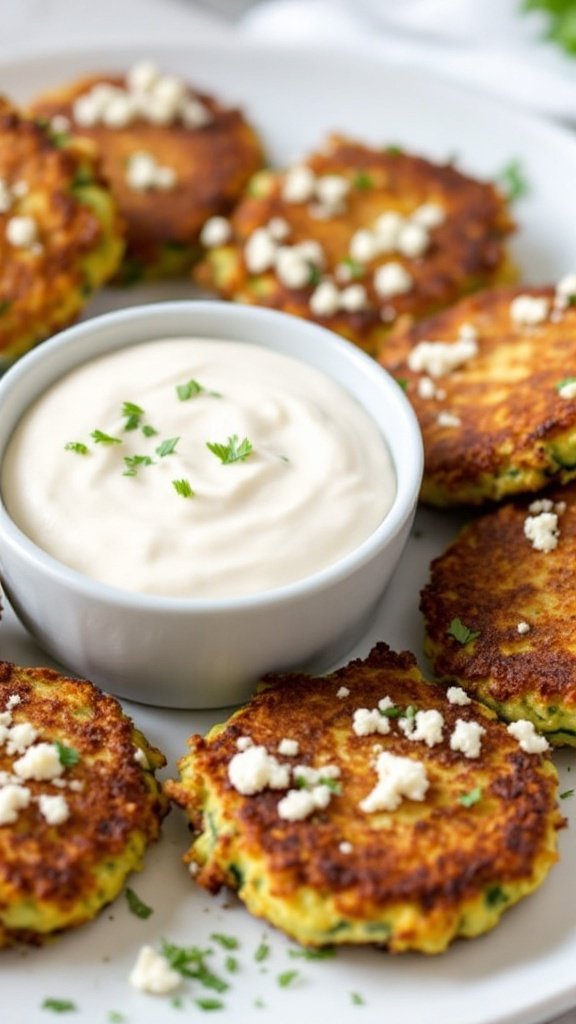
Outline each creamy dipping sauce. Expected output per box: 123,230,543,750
1,338,396,598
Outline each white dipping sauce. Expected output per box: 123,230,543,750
2,338,396,598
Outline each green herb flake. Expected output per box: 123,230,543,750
123,454,155,477
125,887,153,919
395,377,409,392
142,424,158,437
523,0,576,55
107,1013,125,1023
485,884,507,908
560,789,574,799
353,171,374,189
42,999,77,1013
196,998,224,1011
54,741,80,768
379,705,403,719
64,441,90,455
160,939,228,993
254,939,270,963
404,704,417,721
91,429,122,446
339,256,365,279
289,946,336,960
498,159,529,203
351,992,365,1006
225,955,239,973
254,997,266,1009
385,144,403,156
459,786,483,808
172,478,195,498
307,264,323,286
71,167,94,189
447,617,481,645
121,401,144,431
0,299,12,315
556,377,576,392
318,777,342,794
156,436,180,458
277,969,300,988
176,378,210,401
207,434,253,465
210,933,239,950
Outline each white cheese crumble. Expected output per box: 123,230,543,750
6,694,21,710
293,763,340,787
555,272,576,310
458,322,478,342
352,707,391,737
278,738,300,757
350,228,379,263
310,280,340,316
437,411,461,428
38,793,70,825
360,752,429,813
558,380,576,400
5,722,38,755
227,745,290,795
396,221,429,259
411,202,445,229
509,294,550,327
517,621,531,635
446,686,472,706
336,686,350,699
507,719,550,754
407,337,478,378
235,735,253,752
403,709,444,748
277,784,332,821
523,511,559,553
0,784,31,825
6,215,39,249
200,216,231,248
12,742,65,782
417,376,438,400
126,151,176,191
281,165,316,203
449,719,486,759
373,261,413,298
73,62,212,130
129,945,182,995
339,840,353,854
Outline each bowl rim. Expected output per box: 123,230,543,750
0,300,423,612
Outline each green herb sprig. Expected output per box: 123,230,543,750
207,434,253,465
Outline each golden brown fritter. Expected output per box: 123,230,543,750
0,96,123,366
30,68,265,281
166,643,561,954
194,134,516,354
380,283,576,506
0,662,167,947
421,483,576,744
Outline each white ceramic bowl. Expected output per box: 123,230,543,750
0,302,422,708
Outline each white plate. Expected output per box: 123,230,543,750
1,41,576,1024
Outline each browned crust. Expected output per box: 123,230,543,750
420,483,576,711
30,74,265,271
167,643,560,918
380,284,576,504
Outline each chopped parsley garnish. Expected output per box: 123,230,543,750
54,741,80,767
308,264,323,286
289,946,336,960
459,786,483,808
64,441,89,455
91,429,122,446
142,424,159,437
404,704,417,720
176,378,220,401
121,401,144,431
353,171,374,190
71,167,93,189
155,436,180,457
556,376,576,392
125,887,153,919
560,789,574,799
225,955,239,973
395,377,408,392
195,998,225,1011
498,158,529,202
523,0,576,55
123,454,155,477
319,777,342,793
447,617,481,645
485,884,507,908
210,933,239,950
277,969,299,988
340,256,365,279
207,434,253,465
254,939,270,963
107,1014,125,1023
379,705,403,718
41,999,77,1013
351,992,365,1006
160,939,228,992
172,478,195,498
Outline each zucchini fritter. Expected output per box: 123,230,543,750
29,62,265,281
421,483,576,745
194,134,516,354
166,644,561,954
0,663,167,947
380,281,576,506
0,96,124,367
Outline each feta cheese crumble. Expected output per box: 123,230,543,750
336,686,350,699
125,151,177,191
437,411,461,428
227,745,290,795
13,742,65,781
507,719,550,754
352,707,391,737
278,738,300,757
38,793,70,825
403,708,444,748
277,784,332,821
6,215,40,250
0,784,31,825
129,945,182,995
373,261,413,298
360,751,429,813
509,294,550,327
407,337,478,378
446,686,472,706
517,621,531,635
523,511,559,553
449,719,486,759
